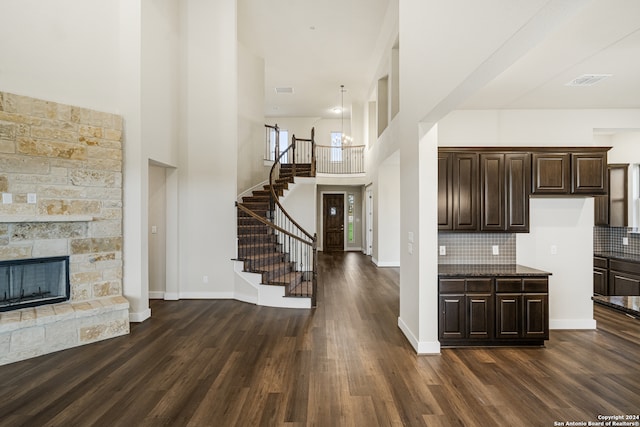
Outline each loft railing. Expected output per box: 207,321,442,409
315,144,365,174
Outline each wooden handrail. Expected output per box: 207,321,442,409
268,140,315,241
235,202,312,246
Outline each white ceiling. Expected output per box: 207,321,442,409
238,0,640,119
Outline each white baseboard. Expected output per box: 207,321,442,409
372,257,400,267
178,292,234,299
397,316,441,354
129,308,151,323
163,292,179,301
149,291,164,300
550,318,596,330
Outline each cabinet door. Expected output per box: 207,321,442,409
505,153,530,232
480,154,505,231
608,164,628,227
439,295,465,339
452,153,478,230
523,294,548,339
594,195,609,226
438,152,453,230
532,153,570,194
609,271,640,296
467,294,493,340
593,267,608,295
572,152,607,195
496,294,521,339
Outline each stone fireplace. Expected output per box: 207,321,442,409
0,91,129,365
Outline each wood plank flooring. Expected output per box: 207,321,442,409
0,252,638,426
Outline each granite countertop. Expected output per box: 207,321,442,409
594,252,640,263
438,264,552,277
592,295,640,318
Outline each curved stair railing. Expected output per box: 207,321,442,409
236,127,317,307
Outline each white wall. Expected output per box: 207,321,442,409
375,155,401,267
0,0,120,113
148,164,167,296
237,42,267,194
517,198,595,329
178,0,238,298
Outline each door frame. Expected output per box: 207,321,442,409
319,191,347,251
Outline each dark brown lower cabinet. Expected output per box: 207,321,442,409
595,256,640,296
593,256,608,295
439,275,549,346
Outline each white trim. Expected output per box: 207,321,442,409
129,308,151,323
178,292,234,299
234,291,258,305
372,258,400,267
163,292,179,300
346,247,362,252
149,291,165,300
398,316,441,354
549,318,596,330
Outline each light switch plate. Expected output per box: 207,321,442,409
2,193,12,204
27,193,37,204
439,246,446,255
623,237,629,246
492,245,499,255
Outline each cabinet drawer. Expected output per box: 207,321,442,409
439,279,465,293
523,278,548,293
593,256,608,269
609,259,640,276
466,278,492,292
495,278,522,293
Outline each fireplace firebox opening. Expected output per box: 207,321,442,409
0,256,71,312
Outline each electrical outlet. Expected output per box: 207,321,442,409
439,246,446,256
2,193,12,204
203,275,209,283
408,232,414,243
27,193,37,204
551,245,558,255
492,245,499,255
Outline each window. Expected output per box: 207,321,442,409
330,132,342,162
347,193,355,243
267,129,289,162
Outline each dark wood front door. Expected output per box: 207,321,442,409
323,194,344,252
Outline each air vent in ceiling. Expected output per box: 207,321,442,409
565,74,612,87
275,87,294,94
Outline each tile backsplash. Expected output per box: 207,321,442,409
594,226,640,256
438,233,516,264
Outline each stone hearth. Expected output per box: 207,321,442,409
0,91,129,365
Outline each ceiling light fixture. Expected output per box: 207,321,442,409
340,84,352,146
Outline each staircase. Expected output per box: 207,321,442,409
235,128,317,307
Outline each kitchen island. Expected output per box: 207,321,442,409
438,264,552,347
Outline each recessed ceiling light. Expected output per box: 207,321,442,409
565,74,612,87
275,87,294,94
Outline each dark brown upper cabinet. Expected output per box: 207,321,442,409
571,152,607,194
532,149,608,195
531,152,571,194
452,153,478,231
439,146,609,233
595,163,628,226
480,153,530,232
608,164,628,226
438,152,453,230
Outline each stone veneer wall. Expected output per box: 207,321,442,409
0,91,129,365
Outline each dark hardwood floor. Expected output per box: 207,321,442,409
0,252,638,426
